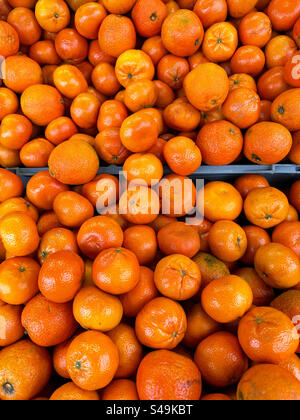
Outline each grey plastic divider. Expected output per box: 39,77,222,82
8,164,300,178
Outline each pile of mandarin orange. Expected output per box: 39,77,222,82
0,0,300,402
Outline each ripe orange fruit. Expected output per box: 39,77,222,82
0,340,51,400
154,254,201,300
202,22,238,63
135,296,187,349
20,138,55,167
157,221,200,258
254,242,300,289
157,54,189,90
123,225,157,266
0,212,40,257
50,382,100,400
92,247,140,295
101,379,139,401
38,250,84,303
132,0,167,38
119,266,158,317
201,275,253,323
38,227,79,264
49,139,99,185
271,89,300,132
67,330,119,391
74,2,106,39
53,191,94,228
244,187,289,229
164,136,202,176
0,87,18,122
0,113,32,150
115,49,155,88
120,112,158,153
184,63,229,112
77,215,124,259
235,267,274,307
0,169,23,203
2,54,42,94
272,221,300,258
123,153,163,186
0,257,39,305
0,197,38,222
73,286,123,332
35,0,70,32
0,304,24,347
238,306,299,364
107,323,143,379
161,9,204,57
234,174,270,199
137,350,202,400
194,331,248,388
0,20,19,57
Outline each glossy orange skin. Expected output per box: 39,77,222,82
45,117,77,146
119,266,158,317
124,79,157,113
53,338,72,379
92,247,140,295
0,20,19,57
272,221,300,258
267,0,300,32
195,331,248,388
202,22,238,63
135,296,187,349
244,121,292,165
257,67,289,102
244,187,289,229
120,113,158,153
77,215,123,259
161,9,203,57
197,120,243,166
123,153,163,187
286,204,299,222
234,174,269,200
73,286,123,332
42,64,58,85
98,14,136,59
222,87,260,129
88,39,115,67
0,87,18,122
137,350,202,400
154,254,201,300
20,138,54,167
283,52,300,88
164,136,202,176
157,54,189,90
91,62,120,97
55,28,88,64
3,54,43,93
201,275,253,323
123,225,157,266
229,73,257,92
142,36,167,67
241,225,271,265
235,267,274,306
26,170,69,210
188,51,209,69
70,92,101,129
0,257,39,305
255,242,300,289
272,88,300,132
53,191,94,228
184,63,229,112
157,222,200,258
132,0,167,38
227,0,257,18
50,382,100,400
66,330,119,391
38,227,79,264
107,324,143,379
53,65,88,99
38,250,84,303
0,212,40,257
238,306,299,364
95,127,130,165
21,84,65,126
203,181,243,222
0,196,38,223
81,173,118,210
119,185,160,224
0,144,20,168
290,180,300,212
193,0,227,28
35,0,70,32
0,339,52,401
102,379,139,401
293,17,300,48
0,169,23,203
279,354,300,383
74,2,106,39
0,304,24,347
29,40,60,65
116,49,155,91
239,12,272,47
7,7,40,47
163,97,201,132
102,0,136,14
265,35,297,69
97,100,128,132
0,113,32,150
22,293,78,347
231,45,265,77
237,364,300,401
183,303,221,348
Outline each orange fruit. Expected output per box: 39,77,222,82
136,350,202,400
0,197,38,222
101,379,139,401
0,169,23,203
272,221,300,258
66,330,119,391
2,55,43,94
235,267,275,307
0,113,32,150
201,275,253,323
74,2,106,39
123,225,157,266
157,221,200,258
50,382,100,400
35,0,70,32
115,49,155,88
0,304,24,347
163,136,202,176
92,247,140,295
20,138,55,167
0,20,19,57
132,0,167,38
135,296,187,349
53,191,94,228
